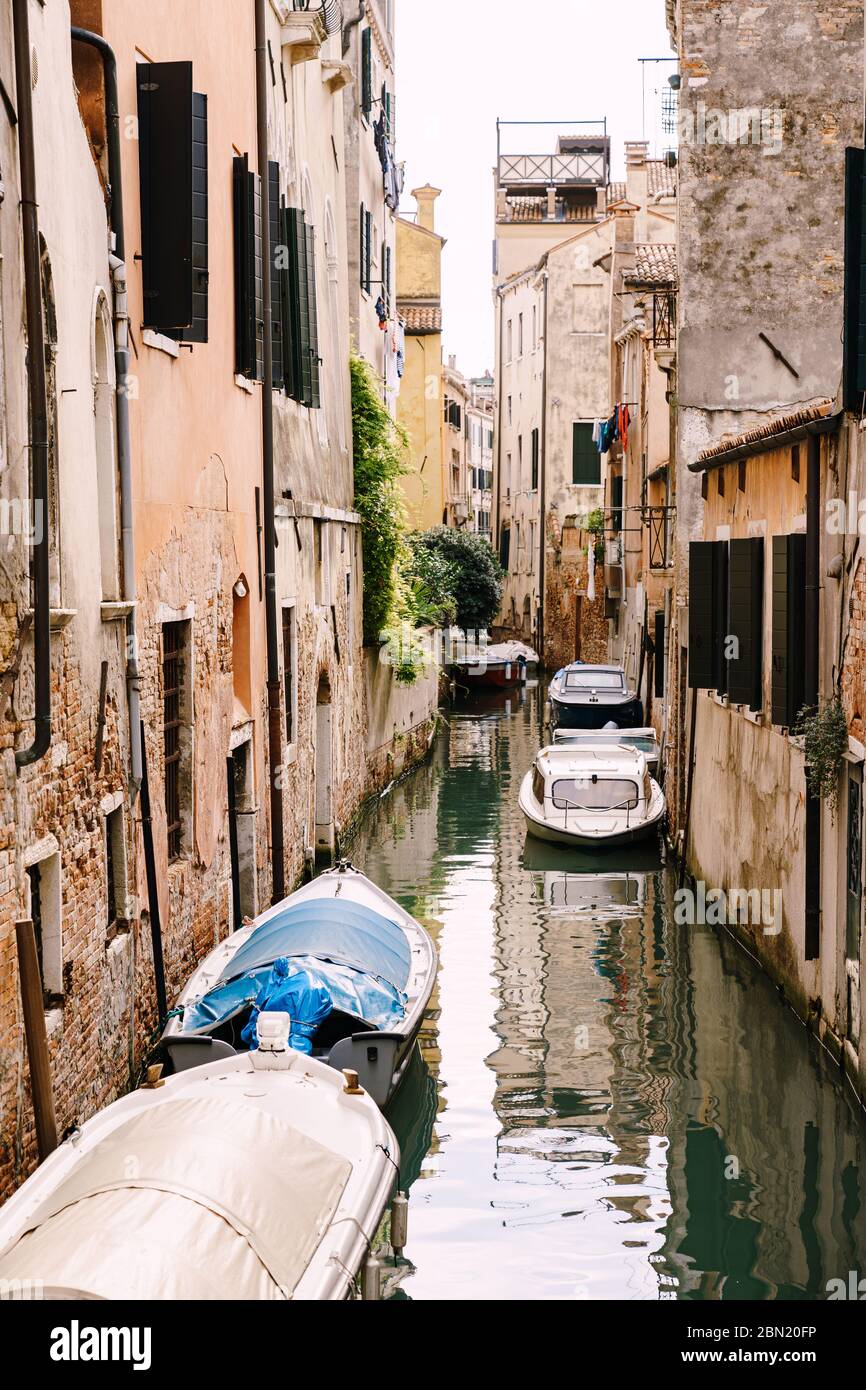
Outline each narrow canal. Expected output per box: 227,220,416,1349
348,681,866,1301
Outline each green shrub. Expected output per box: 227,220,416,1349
351,354,411,646
796,700,849,818
407,527,504,631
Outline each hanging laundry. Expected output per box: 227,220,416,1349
396,319,406,380
375,296,388,329
592,419,603,446
618,404,630,454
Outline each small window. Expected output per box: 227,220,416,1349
531,428,539,491
533,768,545,803
25,851,62,1005
105,805,128,942
518,313,524,357
162,620,192,862
564,670,624,691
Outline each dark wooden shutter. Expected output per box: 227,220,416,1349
305,221,321,410
280,205,296,400
137,62,195,331
728,536,764,710
361,27,373,116
572,423,600,485
531,429,539,490
167,91,209,343
654,608,666,699
233,156,263,380
360,203,368,291
844,146,866,409
611,473,623,531
771,532,806,727
383,244,392,316
500,528,511,570
688,540,727,692
269,163,285,389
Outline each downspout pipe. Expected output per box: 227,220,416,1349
13,0,50,768
71,27,142,796
256,0,286,902
804,432,821,960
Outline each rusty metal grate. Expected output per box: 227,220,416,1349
646,506,676,570
163,622,184,862
652,290,676,348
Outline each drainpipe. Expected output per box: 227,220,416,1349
13,0,50,768
537,269,549,666
494,287,505,565
256,0,286,902
804,432,821,960
71,27,142,796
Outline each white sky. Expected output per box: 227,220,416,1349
395,0,675,376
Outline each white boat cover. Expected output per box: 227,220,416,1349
0,1095,352,1300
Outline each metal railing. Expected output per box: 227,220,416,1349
645,505,675,570
652,290,676,348
498,152,606,186
288,0,343,35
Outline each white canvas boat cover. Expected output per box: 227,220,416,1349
0,1095,352,1300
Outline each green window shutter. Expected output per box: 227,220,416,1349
771,532,806,727
688,539,728,692
361,28,373,116
287,207,310,405
728,536,764,710
844,146,866,409
384,244,392,316
572,423,600,484
305,221,321,410
365,208,373,293
284,202,301,405
233,155,253,376
137,62,195,332
269,162,284,389
360,203,368,292
611,473,623,532
531,428,539,490
251,171,264,382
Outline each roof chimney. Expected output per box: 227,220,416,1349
412,184,442,233
624,141,650,213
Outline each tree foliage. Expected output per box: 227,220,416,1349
407,527,504,631
351,354,411,646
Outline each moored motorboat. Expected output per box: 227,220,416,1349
0,1014,402,1300
519,742,666,849
552,725,660,775
161,861,437,1108
453,641,532,690
548,663,643,730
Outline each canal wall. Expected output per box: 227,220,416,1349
362,648,441,802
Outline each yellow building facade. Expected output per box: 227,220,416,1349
397,187,446,530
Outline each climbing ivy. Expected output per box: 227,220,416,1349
351,354,411,646
796,701,849,818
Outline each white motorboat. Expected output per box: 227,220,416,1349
0,1014,402,1301
519,743,666,849
162,861,437,1109
552,725,661,776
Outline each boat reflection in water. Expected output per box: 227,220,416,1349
521,837,663,916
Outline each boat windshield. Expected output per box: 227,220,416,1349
563,671,624,691
555,731,656,757
551,777,640,812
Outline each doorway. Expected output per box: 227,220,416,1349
229,739,257,926
846,764,862,1045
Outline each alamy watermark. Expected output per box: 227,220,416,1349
679,101,784,157
674,881,782,936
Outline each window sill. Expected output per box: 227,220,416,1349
26,607,76,631
101,600,135,623
235,374,255,394
142,329,180,359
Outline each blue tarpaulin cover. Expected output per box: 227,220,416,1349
240,959,333,1054
218,900,412,992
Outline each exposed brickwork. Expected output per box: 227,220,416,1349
543,511,607,672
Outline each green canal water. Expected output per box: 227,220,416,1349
348,681,866,1301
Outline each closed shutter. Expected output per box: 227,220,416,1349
360,203,368,291
305,221,321,410
728,536,764,710
531,429,539,490
844,147,866,409
232,156,263,380
280,205,296,400
167,91,209,343
572,423,600,485
269,163,284,389
688,540,727,692
383,244,392,316
137,62,195,331
361,27,373,116
654,609,666,699
771,533,806,727
500,528,511,570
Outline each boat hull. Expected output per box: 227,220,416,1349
550,694,644,730
518,774,666,850
455,660,524,690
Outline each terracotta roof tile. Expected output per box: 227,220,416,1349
398,302,442,333
696,400,836,464
625,242,677,287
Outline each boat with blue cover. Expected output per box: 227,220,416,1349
161,861,437,1108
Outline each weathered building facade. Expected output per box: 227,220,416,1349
397,185,446,530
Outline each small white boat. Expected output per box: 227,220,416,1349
162,861,436,1109
0,1014,402,1301
552,725,661,776
519,743,666,849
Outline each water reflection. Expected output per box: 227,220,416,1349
349,685,866,1301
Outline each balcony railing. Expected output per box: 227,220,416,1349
288,0,343,34
498,152,606,187
645,506,675,570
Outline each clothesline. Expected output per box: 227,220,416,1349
592,402,632,455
